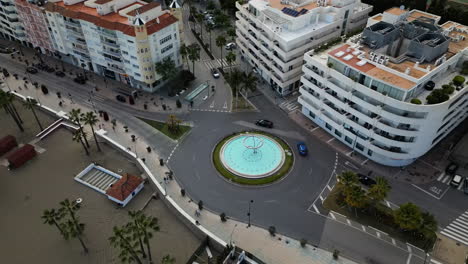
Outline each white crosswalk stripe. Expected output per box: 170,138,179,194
437,173,466,191
441,210,468,245
279,100,300,112
203,59,238,70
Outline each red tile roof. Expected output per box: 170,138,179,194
106,174,144,202
44,1,177,37
95,0,113,4
127,1,160,16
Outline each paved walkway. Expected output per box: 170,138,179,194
2,75,358,264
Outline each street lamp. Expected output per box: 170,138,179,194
88,91,97,113
229,224,238,246
247,200,253,228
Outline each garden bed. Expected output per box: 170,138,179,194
138,118,191,141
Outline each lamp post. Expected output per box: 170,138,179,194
88,91,97,113
229,224,238,246
247,200,253,228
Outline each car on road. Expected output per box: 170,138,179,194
116,95,126,103
211,69,220,78
225,42,236,50
26,67,38,74
297,142,308,156
73,75,86,84
55,71,65,77
445,162,458,175
358,174,377,186
463,177,468,194
451,174,463,188
255,119,273,128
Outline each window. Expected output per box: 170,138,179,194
127,40,134,43
135,73,141,76
356,143,364,151
161,44,173,54
345,136,353,144
133,64,139,69
367,149,373,156
325,123,332,131
160,35,172,45
334,130,341,137
309,111,315,119
122,51,128,55
131,56,137,60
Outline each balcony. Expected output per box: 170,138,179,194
370,141,408,155
64,20,81,28
99,29,117,39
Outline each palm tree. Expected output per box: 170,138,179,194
0,91,24,132
69,108,89,148
187,44,200,76
73,129,89,156
180,44,189,70
216,35,227,61
419,212,438,241
162,255,176,264
130,211,160,264
129,211,147,259
109,225,143,264
59,199,88,254
23,98,43,131
242,72,257,97
225,51,236,74
226,69,243,109
206,23,214,51
337,171,358,194
41,209,65,235
82,111,101,152
155,57,177,81
368,177,391,206
3,91,23,124
227,27,236,42
344,185,367,217
394,202,423,231
195,13,204,40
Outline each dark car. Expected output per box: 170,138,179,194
55,71,65,77
116,95,126,103
297,142,308,156
26,67,38,74
445,162,458,175
46,66,55,73
255,119,273,128
358,174,377,186
73,74,86,84
463,177,468,195
424,81,435,91
211,68,220,78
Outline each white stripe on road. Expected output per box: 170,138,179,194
407,244,412,253
406,254,412,264
392,238,396,245
361,225,366,232
326,185,332,191
430,259,444,264
441,230,468,245
376,232,381,238
330,212,336,220
346,219,351,225
442,175,451,184
437,172,445,181
458,180,464,190
319,195,324,202
312,204,320,214
326,138,335,143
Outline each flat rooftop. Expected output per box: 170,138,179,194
268,0,319,11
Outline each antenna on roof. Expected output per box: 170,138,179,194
400,5,405,10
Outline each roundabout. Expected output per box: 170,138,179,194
213,131,294,185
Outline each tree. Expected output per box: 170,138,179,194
0,91,24,132
195,13,204,40
206,23,214,51
69,108,90,148
394,203,423,231
82,111,101,152
344,185,367,211
225,51,236,73
59,199,88,253
109,225,143,264
155,57,178,81
128,211,160,264
226,69,243,109
227,27,236,42
187,44,200,76
242,72,258,96
337,171,358,194
418,212,438,240
23,98,43,131
41,209,65,236
216,35,227,60
73,129,89,156
426,89,449,104
166,115,181,134
180,43,189,70
367,177,391,205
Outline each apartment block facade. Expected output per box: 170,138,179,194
299,7,468,166
0,0,27,43
43,0,181,92
235,0,372,96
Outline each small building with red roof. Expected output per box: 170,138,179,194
106,173,144,206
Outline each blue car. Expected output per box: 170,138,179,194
297,142,308,156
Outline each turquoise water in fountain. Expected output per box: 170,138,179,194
222,135,283,177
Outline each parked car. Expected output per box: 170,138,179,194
445,162,458,175
297,142,308,156
424,81,435,91
225,42,236,50
451,174,463,188
358,174,377,186
46,66,55,73
26,67,38,74
116,95,126,103
463,177,468,194
211,69,220,78
255,119,273,128
55,71,65,77
73,74,86,84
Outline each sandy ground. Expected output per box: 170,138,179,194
0,120,200,263
432,234,468,264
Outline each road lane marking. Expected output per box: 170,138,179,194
392,238,396,245
442,175,450,183
376,232,381,238
330,212,336,220
407,244,412,253
326,138,335,143
209,101,215,108
437,172,445,181
310,127,320,132
361,225,366,232
312,204,319,214
360,158,369,165
319,195,324,202
406,254,412,264
223,101,227,109
346,219,351,225
326,185,332,191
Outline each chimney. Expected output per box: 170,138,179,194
156,17,160,24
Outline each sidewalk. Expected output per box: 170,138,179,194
2,75,358,264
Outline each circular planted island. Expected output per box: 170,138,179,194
213,132,294,185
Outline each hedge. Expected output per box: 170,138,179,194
410,98,422,104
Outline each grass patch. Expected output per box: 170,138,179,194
213,131,293,185
232,96,255,111
138,118,191,140
323,186,436,250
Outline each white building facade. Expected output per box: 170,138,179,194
235,0,372,96
0,0,27,44
299,8,468,166
44,0,181,92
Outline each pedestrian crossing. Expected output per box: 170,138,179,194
279,100,301,112
436,172,465,191
441,210,468,245
203,59,238,70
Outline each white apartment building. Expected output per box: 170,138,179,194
299,7,468,166
0,0,27,44
235,0,372,96
44,0,181,92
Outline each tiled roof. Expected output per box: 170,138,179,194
44,1,177,37
95,0,113,4
385,7,407,16
106,174,144,202
127,1,160,16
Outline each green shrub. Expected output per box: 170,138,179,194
426,89,449,104
442,84,455,95
462,68,468,75
453,75,465,86
410,98,422,104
